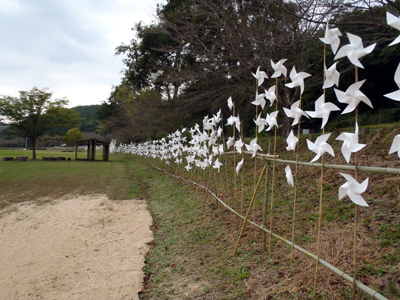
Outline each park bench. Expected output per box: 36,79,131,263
3,157,14,161
15,156,28,161
42,156,56,161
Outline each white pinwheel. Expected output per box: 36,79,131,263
226,137,234,150
336,122,366,163
271,59,287,78
236,158,244,175
307,133,335,162
319,21,342,54
387,12,400,46
286,130,298,151
235,114,241,132
213,158,223,173
334,80,373,114
305,94,340,129
266,111,279,131
334,33,376,69
227,96,233,111
252,66,269,86
285,66,312,95
323,63,340,89
265,85,277,106
184,164,192,172
251,91,267,109
285,165,294,187
389,134,400,158
384,62,400,101
254,113,268,133
226,115,237,126
213,109,222,124
245,137,262,158
235,138,245,154
339,173,369,207
283,100,310,126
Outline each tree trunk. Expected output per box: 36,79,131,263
31,139,36,160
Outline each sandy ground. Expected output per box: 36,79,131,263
0,194,153,300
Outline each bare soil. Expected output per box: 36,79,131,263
0,194,152,300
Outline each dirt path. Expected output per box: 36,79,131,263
0,194,152,300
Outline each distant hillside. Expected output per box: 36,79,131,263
74,105,101,132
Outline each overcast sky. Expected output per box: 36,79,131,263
0,0,164,107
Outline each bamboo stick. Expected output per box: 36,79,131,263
262,139,271,252
233,163,267,255
268,77,279,253
313,43,327,298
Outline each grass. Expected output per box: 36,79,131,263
0,149,135,209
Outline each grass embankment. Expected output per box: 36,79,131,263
124,125,400,299
0,150,135,209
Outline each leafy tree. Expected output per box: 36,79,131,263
63,127,83,150
0,87,80,159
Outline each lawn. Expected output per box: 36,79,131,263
0,149,134,209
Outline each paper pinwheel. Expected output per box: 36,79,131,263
213,109,222,124
285,165,294,187
227,96,233,111
286,130,298,151
252,66,269,86
266,111,279,131
245,137,262,158
235,114,241,132
339,173,369,207
265,85,277,106
251,91,267,110
217,127,223,137
184,164,192,172
213,158,223,173
384,62,400,101
283,100,309,126
226,115,237,126
305,95,340,129
226,137,234,150
336,122,366,163
307,133,335,162
235,138,245,154
319,21,342,54
322,63,340,89
285,66,312,95
236,158,244,175
218,144,224,155
271,59,287,78
387,12,400,46
254,113,268,133
389,134,400,158
334,80,373,114
334,33,376,69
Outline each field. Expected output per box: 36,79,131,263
0,149,135,209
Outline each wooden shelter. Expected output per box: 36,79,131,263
75,139,110,161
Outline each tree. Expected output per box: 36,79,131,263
63,128,83,152
0,87,80,159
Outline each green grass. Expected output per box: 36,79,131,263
0,148,101,160
0,150,135,209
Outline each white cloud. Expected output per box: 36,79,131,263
0,0,163,107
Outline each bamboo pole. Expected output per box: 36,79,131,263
352,66,360,300
268,77,279,253
290,92,304,260
241,123,245,215
313,43,327,298
262,139,271,252
233,102,238,209
233,163,267,255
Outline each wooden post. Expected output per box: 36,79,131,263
75,141,78,160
